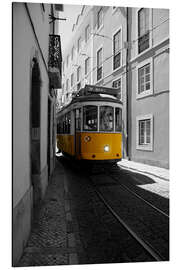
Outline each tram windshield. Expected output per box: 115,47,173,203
100,106,114,131
83,105,98,131
115,107,122,131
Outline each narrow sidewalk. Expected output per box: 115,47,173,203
117,159,169,181
17,160,79,267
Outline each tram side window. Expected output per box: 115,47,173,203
58,117,63,134
64,113,71,134
63,116,66,133
100,106,114,131
57,121,60,134
75,108,81,131
83,105,97,131
115,107,122,132
67,112,71,133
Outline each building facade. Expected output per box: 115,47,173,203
128,8,169,168
61,5,169,168
12,3,62,265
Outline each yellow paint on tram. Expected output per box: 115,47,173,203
57,132,122,161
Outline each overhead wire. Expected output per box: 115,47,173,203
62,16,169,95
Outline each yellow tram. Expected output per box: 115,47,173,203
56,85,123,163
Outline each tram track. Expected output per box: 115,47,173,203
91,185,165,261
87,167,169,261
106,171,169,219
90,164,169,218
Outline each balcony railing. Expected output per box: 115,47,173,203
48,34,62,90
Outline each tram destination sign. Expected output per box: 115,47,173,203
83,84,119,97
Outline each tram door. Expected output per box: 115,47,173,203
74,108,81,159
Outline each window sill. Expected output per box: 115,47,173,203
96,77,103,84
136,145,153,151
112,65,123,74
136,90,153,100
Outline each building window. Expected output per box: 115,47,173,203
62,62,65,73
138,63,150,94
77,66,81,82
66,79,69,92
71,46,74,60
85,57,90,75
136,114,153,151
112,78,122,100
66,55,69,68
97,48,103,81
136,58,153,99
113,29,121,70
77,37,82,53
77,82,81,91
138,8,150,54
71,73,74,87
97,8,103,29
85,25,91,42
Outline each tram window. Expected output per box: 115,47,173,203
64,113,71,134
57,122,59,133
100,106,114,131
63,116,66,133
83,105,97,131
57,117,63,134
75,108,81,131
115,107,122,131
67,112,71,133
57,122,60,134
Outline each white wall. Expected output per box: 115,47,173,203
13,2,50,207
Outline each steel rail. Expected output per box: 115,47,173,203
109,173,169,219
91,182,166,261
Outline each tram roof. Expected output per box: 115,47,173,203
57,85,122,116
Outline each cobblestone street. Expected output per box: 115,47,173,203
18,157,169,266
18,160,78,266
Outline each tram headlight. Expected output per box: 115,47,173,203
104,145,110,152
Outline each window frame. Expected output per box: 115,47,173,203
112,76,122,101
75,108,82,131
85,24,91,43
62,61,65,73
112,27,122,71
97,8,103,30
115,107,122,132
136,8,152,56
77,37,82,53
136,58,153,99
96,46,103,82
66,78,69,92
71,46,74,61
85,57,90,75
71,73,74,87
66,55,69,68
83,105,98,132
77,66,81,83
136,114,153,151
99,106,114,132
